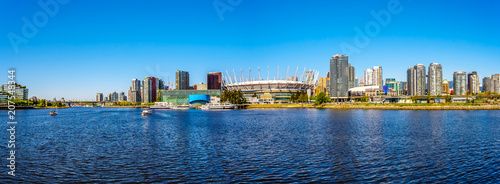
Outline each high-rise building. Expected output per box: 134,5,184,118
316,77,330,95
207,72,222,90
468,72,480,95
442,80,450,94
415,64,426,95
401,81,408,95
354,77,359,87
1,84,29,100
329,54,349,100
453,71,467,96
130,79,142,103
428,63,443,96
96,93,103,102
176,70,189,90
364,69,373,86
111,91,119,102
359,78,365,87
492,74,500,93
373,66,383,87
107,93,112,102
348,64,355,89
407,67,417,96
483,77,491,92
142,77,158,103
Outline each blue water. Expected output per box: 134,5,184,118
0,108,499,183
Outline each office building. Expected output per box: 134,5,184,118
453,71,467,96
468,72,480,95
428,63,443,96
483,77,491,92
329,54,349,100
176,70,189,90
111,91,119,102
96,93,103,102
207,72,222,90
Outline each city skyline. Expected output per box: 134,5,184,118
2,0,500,100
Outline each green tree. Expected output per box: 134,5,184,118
314,92,330,105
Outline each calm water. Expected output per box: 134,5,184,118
0,108,499,183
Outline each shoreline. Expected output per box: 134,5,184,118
247,104,500,110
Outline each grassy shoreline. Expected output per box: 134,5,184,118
247,103,500,110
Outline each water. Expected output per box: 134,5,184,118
1,108,499,183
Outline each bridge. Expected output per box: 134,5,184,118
60,101,114,107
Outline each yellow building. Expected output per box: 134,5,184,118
442,80,449,94
315,77,330,96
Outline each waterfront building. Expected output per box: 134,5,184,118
385,78,401,95
107,93,112,102
364,69,374,86
132,79,141,91
355,77,359,87
348,64,355,89
1,84,29,100
161,90,221,105
407,67,417,96
428,63,443,96
491,74,500,93
104,96,109,101
96,93,103,102
207,72,222,90
453,71,467,95
483,77,491,92
442,80,450,94
468,72,480,95
176,70,190,90
224,66,318,103
330,54,349,100
130,91,141,103
130,79,142,103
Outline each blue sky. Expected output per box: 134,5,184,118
1,0,499,100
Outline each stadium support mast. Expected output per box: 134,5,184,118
286,66,289,80
258,67,261,80
226,70,232,84
295,66,298,80
277,66,279,80
249,68,252,82
233,69,238,84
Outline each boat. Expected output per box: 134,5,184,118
150,102,170,109
200,103,237,110
141,109,152,116
171,105,192,110
49,111,58,116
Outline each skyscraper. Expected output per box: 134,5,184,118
453,71,467,96
483,77,491,92
329,54,349,100
142,77,157,103
96,93,103,102
207,72,222,90
415,64,426,95
373,66,383,87
130,79,142,103
468,72,480,95
407,67,416,96
492,74,500,93
111,91,119,102
348,64,355,89
364,69,373,86
176,70,189,90
428,63,443,96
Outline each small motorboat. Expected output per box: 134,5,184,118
141,109,152,116
50,111,58,116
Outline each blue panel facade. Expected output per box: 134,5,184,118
188,95,210,105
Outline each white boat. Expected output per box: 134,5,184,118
201,103,237,110
171,105,192,110
141,109,152,116
150,102,170,109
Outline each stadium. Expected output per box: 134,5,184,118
222,67,319,104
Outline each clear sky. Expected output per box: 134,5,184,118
1,0,499,100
